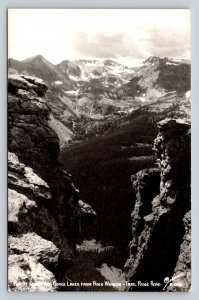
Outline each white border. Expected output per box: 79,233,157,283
1,1,198,299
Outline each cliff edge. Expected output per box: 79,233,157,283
125,118,191,291
8,74,95,291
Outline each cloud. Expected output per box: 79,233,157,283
72,27,190,60
8,9,191,63
145,27,190,58
73,31,149,59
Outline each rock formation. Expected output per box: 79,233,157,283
166,211,191,291
8,74,95,291
125,118,191,291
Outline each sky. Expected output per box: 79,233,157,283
8,9,191,65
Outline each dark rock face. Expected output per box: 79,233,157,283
125,119,191,291
167,211,191,291
8,75,79,228
8,74,59,185
8,74,95,291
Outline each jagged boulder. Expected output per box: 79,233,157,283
8,74,48,96
125,119,191,291
8,233,60,268
8,152,52,202
8,250,57,292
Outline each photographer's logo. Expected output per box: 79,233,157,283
163,273,185,291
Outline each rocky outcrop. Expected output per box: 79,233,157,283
8,74,95,291
8,74,59,186
8,233,60,292
8,151,69,291
8,254,57,292
166,211,191,291
8,152,74,270
125,119,191,291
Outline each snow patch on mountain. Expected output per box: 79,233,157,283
64,90,79,96
166,62,179,66
54,80,63,85
68,75,79,81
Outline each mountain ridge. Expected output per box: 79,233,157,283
8,55,191,147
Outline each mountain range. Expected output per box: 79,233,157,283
8,55,191,148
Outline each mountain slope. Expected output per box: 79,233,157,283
9,55,71,86
117,56,190,100
8,55,191,146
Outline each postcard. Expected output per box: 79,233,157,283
8,9,191,292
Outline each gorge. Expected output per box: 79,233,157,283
8,56,191,292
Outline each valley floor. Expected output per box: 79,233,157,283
61,240,126,292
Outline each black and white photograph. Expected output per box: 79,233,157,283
7,8,191,292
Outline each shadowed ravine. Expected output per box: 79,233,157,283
60,240,126,291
